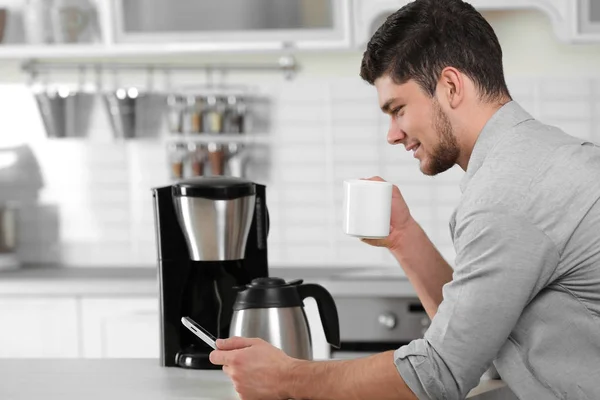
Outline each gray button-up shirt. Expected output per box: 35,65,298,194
394,101,600,399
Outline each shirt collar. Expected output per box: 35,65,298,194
459,101,534,193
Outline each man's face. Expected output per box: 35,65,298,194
374,75,460,176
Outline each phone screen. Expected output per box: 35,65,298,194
181,316,217,350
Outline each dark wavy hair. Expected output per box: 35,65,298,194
360,0,511,102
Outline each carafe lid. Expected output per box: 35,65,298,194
173,176,255,200
233,277,304,310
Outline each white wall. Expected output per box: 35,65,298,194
489,10,600,77
0,9,599,268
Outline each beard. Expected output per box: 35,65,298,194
421,98,460,176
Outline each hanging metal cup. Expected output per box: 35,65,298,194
104,87,138,139
0,203,17,255
34,86,71,138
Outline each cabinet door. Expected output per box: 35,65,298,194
111,0,352,50
579,0,600,36
80,297,159,358
0,297,79,358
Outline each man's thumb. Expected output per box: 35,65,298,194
216,336,256,350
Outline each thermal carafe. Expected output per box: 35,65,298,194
230,277,340,360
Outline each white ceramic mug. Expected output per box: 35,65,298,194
343,179,393,238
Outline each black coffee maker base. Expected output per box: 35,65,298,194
176,351,222,370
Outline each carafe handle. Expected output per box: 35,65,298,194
297,283,340,348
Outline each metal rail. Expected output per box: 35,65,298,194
21,54,299,81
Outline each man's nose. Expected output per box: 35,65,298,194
387,120,406,145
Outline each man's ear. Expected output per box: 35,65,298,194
438,67,464,109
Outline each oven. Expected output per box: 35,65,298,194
329,296,430,359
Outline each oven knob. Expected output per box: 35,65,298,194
378,313,397,329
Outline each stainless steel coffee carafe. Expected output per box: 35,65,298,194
230,277,340,360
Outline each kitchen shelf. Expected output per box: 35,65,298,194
0,42,353,61
0,43,294,61
5,44,288,60
164,134,271,145
0,44,110,60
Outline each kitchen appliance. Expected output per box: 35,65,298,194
330,296,430,360
331,295,500,380
230,277,340,360
152,176,269,369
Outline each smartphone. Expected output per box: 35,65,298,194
181,316,217,350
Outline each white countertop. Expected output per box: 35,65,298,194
0,264,418,297
0,359,513,399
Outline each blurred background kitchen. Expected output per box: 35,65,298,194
0,0,598,362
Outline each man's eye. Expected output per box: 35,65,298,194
393,106,404,116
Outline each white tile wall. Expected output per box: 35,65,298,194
3,76,599,270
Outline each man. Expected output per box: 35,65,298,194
209,0,600,398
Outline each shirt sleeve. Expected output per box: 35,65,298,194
393,208,559,399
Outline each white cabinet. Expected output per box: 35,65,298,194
577,0,600,39
2,0,598,59
80,297,159,358
110,0,353,51
0,0,353,59
0,297,79,358
0,294,332,360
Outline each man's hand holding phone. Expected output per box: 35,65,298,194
181,316,217,350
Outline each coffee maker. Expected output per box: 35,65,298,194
152,176,269,369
